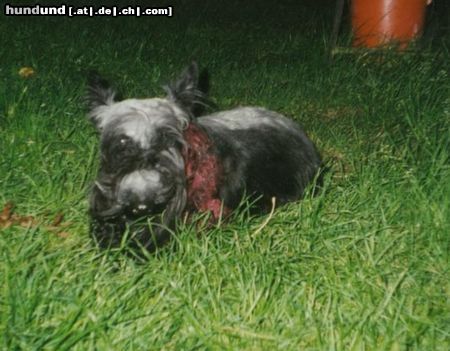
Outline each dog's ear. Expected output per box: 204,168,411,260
86,71,117,128
164,62,203,115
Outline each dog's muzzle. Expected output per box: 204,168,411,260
92,169,174,219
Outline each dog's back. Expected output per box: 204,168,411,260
198,107,322,210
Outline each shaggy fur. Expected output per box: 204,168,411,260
87,63,322,251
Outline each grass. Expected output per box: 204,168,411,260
1,0,449,349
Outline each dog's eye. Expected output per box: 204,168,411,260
115,135,133,151
109,135,137,157
119,137,129,146
155,129,176,149
145,152,160,166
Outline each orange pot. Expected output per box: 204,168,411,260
352,0,428,48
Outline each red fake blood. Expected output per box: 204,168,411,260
182,123,230,220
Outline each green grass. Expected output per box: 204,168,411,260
1,1,449,349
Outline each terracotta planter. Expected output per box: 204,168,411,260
352,0,428,48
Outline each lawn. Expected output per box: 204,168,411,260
1,0,449,350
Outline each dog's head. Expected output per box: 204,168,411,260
87,63,201,250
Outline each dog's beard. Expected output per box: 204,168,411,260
89,147,186,251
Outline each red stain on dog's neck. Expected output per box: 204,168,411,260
182,123,229,219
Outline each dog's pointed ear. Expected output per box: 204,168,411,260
164,62,202,115
86,71,117,128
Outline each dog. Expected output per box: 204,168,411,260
87,62,322,251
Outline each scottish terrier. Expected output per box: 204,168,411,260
87,63,322,251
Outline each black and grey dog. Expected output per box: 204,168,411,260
87,63,322,251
